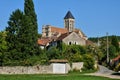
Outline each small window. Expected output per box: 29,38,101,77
69,42,72,45
75,42,78,45
75,42,76,45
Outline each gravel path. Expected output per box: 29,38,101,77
85,65,120,79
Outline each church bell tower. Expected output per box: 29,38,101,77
64,11,75,32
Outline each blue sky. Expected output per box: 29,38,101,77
0,0,120,37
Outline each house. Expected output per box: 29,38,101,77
112,55,120,66
38,11,90,49
57,32,86,45
37,38,51,49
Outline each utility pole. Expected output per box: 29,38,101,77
106,32,109,64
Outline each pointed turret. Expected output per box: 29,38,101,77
64,11,75,32
64,11,75,19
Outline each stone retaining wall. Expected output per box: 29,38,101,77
72,62,84,72
0,65,52,74
0,62,84,74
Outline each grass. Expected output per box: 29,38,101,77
0,74,119,80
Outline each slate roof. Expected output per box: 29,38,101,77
64,11,75,19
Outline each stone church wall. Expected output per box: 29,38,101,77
63,32,86,45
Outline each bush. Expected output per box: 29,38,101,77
83,54,95,71
71,53,83,62
114,63,120,72
47,47,61,59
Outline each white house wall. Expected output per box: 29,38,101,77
63,32,86,45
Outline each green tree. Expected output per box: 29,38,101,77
5,9,38,66
109,45,116,59
0,31,8,66
4,0,40,66
99,38,108,64
111,35,119,52
83,54,95,70
24,0,38,46
24,0,39,56
47,47,61,60
38,33,42,38
6,9,25,60
71,53,83,62
0,31,7,53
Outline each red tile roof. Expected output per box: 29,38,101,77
86,40,94,46
51,26,68,34
57,32,71,41
113,55,120,61
38,38,51,46
74,29,86,37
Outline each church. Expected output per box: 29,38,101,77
38,11,91,49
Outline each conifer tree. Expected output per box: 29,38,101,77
6,9,26,61
4,0,40,66
0,31,8,66
24,0,38,47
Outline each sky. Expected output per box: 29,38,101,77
0,0,120,37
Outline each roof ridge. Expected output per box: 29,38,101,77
50,26,67,30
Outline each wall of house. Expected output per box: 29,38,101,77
63,32,86,45
42,25,52,37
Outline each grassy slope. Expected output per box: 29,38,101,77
0,74,118,80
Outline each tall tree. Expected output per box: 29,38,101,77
6,9,25,60
0,31,8,66
111,35,119,52
0,31,7,53
24,0,38,46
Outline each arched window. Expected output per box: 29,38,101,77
75,42,76,45
69,42,72,45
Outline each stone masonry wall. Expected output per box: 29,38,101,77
72,62,84,72
0,62,83,74
0,65,52,74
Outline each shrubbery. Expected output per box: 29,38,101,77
82,54,95,70
114,63,120,72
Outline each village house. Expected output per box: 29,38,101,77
112,55,120,68
57,32,86,45
38,11,90,49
